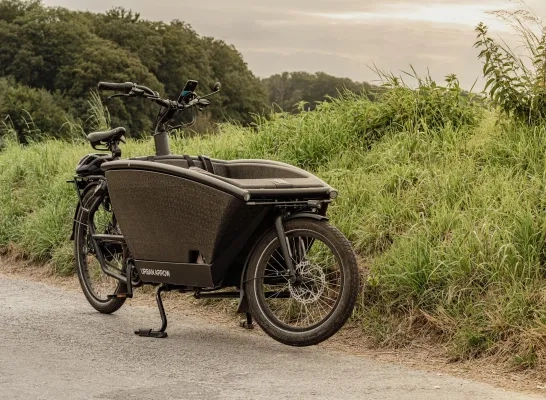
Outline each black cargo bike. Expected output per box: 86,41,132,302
70,80,360,346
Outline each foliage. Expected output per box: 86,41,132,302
248,72,481,171
475,9,546,124
0,78,77,143
204,38,269,124
86,91,110,133
0,1,385,143
0,0,269,140
372,69,482,133
262,71,378,112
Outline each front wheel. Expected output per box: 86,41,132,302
245,218,360,346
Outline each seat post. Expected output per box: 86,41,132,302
154,131,171,156
111,143,122,160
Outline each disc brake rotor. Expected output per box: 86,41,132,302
289,260,327,304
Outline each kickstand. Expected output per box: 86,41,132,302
240,312,255,329
135,284,169,338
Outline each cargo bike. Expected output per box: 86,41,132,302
70,80,360,346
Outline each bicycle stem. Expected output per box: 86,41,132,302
154,131,171,156
153,102,178,156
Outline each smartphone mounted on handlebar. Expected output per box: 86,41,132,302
177,80,198,104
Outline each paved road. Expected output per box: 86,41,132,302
0,275,543,400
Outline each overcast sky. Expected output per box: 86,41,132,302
42,0,546,90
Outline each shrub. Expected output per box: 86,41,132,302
374,72,482,132
475,9,546,124
0,78,77,143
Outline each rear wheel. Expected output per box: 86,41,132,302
74,186,126,314
245,218,360,346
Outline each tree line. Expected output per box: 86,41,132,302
0,0,372,142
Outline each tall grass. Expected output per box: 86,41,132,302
86,91,111,133
2,74,546,369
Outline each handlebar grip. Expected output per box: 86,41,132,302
97,82,134,93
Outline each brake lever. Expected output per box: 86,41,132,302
166,124,182,133
108,93,131,100
108,87,146,100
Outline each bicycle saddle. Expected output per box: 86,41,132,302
87,127,126,145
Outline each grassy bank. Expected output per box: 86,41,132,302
4,83,546,370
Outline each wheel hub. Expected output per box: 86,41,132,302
289,260,327,304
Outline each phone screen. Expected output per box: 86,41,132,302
178,80,198,103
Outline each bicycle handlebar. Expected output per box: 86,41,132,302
98,82,134,93
96,79,220,133
98,81,158,97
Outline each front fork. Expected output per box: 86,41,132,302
274,213,298,284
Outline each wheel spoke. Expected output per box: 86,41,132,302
257,229,345,330
77,198,122,302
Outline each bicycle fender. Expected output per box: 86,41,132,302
69,182,102,240
284,212,329,222
70,202,81,241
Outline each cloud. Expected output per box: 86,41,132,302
307,3,514,31
41,0,537,89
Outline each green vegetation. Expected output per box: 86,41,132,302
0,0,268,140
475,8,546,125
0,0,367,142
262,71,377,113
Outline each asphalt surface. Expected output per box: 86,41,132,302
0,274,543,400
